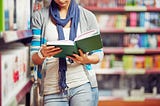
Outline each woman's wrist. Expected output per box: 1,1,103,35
87,55,99,64
37,49,46,60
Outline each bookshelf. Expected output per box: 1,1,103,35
100,27,160,34
84,6,160,12
0,0,33,106
80,0,160,106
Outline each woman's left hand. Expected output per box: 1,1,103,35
67,49,91,64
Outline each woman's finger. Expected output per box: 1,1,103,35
78,49,84,56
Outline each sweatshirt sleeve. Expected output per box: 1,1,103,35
83,8,104,61
30,11,43,58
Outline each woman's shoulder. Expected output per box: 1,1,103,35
79,5,95,16
32,7,49,18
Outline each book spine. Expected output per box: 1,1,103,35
13,0,17,30
0,53,1,106
130,12,137,27
8,0,14,30
139,12,145,27
0,0,4,31
157,35,160,47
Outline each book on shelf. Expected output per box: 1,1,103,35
0,44,29,104
0,0,31,31
46,29,103,58
0,0,4,32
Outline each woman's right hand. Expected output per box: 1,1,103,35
40,45,62,58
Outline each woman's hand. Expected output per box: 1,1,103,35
32,45,62,65
67,49,99,64
40,45,62,58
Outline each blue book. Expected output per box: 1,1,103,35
139,12,145,27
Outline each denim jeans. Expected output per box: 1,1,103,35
44,82,94,106
91,87,99,106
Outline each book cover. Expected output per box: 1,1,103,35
47,29,103,58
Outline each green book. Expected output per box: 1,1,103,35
0,0,4,32
47,29,103,58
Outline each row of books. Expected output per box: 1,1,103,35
97,12,160,30
100,54,160,70
0,43,29,103
80,0,160,8
97,74,160,96
102,34,160,48
0,0,31,32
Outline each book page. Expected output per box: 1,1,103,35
46,40,74,46
74,29,98,41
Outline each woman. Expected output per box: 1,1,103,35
31,0,104,106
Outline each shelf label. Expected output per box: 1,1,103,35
95,69,124,75
125,6,147,11
3,31,19,43
123,97,145,101
124,48,145,54
124,27,146,33
125,69,145,74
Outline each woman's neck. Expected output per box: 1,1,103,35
58,2,70,19
59,8,68,19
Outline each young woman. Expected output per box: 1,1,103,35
31,0,104,106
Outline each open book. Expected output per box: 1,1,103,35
46,29,103,58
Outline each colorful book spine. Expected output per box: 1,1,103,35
145,56,153,69
123,55,134,70
139,12,145,27
139,34,149,48
130,12,137,27
0,0,4,32
154,55,160,69
126,0,133,6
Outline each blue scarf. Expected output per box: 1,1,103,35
49,0,80,93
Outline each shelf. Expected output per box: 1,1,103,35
99,96,160,101
85,6,124,12
101,28,160,34
98,97,160,106
16,80,33,103
103,47,160,54
84,3,160,106
85,6,160,12
0,30,33,44
2,79,33,106
95,68,160,75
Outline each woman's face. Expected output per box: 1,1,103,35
54,0,71,8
